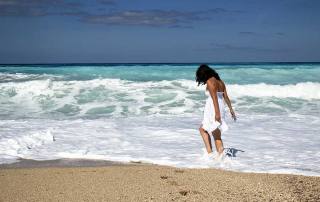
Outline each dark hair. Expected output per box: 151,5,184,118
195,64,221,86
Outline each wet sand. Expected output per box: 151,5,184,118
0,159,319,202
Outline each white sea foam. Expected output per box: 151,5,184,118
0,72,62,82
0,127,55,163
1,79,320,100
228,82,320,100
0,113,319,176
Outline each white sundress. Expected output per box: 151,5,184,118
201,89,228,134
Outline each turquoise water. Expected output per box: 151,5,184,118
0,63,319,176
1,63,320,84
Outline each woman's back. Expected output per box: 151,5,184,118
206,78,225,93
216,79,225,92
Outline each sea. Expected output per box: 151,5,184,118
0,63,319,176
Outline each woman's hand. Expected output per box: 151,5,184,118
230,109,236,121
215,114,221,123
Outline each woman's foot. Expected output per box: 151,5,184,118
207,151,217,159
208,151,224,161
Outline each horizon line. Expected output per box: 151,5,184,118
1,61,320,66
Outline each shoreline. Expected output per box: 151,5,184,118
1,158,319,177
1,159,319,201
0,158,143,169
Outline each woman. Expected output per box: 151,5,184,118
196,64,236,160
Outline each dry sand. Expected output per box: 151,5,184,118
0,160,319,202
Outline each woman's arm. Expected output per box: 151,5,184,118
222,82,236,120
207,78,221,123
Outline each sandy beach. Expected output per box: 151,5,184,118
0,160,319,202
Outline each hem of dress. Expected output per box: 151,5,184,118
201,121,228,134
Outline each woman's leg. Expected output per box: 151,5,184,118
199,126,213,153
212,128,224,154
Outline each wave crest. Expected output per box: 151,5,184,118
0,79,319,119
228,82,320,100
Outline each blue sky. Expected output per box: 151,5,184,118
0,0,319,63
